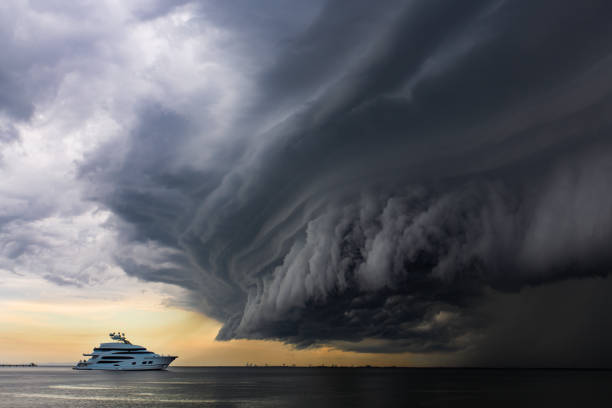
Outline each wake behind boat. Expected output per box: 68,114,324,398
73,332,177,370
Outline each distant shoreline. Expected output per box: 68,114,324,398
2,365,611,371
212,366,612,371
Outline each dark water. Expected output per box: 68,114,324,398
1,367,611,407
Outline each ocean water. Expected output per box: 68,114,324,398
0,366,611,407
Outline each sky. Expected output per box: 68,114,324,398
1,0,612,367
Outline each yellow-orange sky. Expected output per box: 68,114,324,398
0,295,455,367
0,267,464,367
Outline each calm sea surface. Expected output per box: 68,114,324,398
0,367,611,407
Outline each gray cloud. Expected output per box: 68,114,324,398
0,1,195,293
62,0,612,362
0,71,33,121
0,121,18,144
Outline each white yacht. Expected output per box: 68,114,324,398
73,332,177,370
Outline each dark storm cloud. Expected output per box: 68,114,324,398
83,0,612,357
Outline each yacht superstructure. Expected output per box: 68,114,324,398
73,332,177,370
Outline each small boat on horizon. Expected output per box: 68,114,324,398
73,332,177,371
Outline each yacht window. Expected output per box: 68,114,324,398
142,361,146,364
102,356,133,360
113,351,153,354
132,362,136,365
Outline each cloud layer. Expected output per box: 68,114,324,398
3,0,612,361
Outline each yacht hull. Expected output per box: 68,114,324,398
74,356,177,370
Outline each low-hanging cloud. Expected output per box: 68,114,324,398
74,0,612,356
